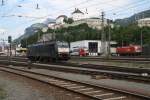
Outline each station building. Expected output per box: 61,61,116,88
70,40,117,56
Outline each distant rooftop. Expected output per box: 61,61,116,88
72,8,84,14
138,18,150,21
90,17,100,19
56,15,67,19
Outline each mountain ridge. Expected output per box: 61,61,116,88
115,9,150,26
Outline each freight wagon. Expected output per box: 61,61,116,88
116,45,142,56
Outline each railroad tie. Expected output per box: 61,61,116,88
84,90,102,94
75,97,81,99
50,80,62,83
62,84,77,87
94,93,114,97
76,88,93,91
58,82,70,85
55,81,67,84
103,96,126,100
68,86,85,89
48,79,58,82
66,94,72,96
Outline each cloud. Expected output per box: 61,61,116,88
0,28,6,33
39,0,131,19
0,0,147,40
3,0,131,20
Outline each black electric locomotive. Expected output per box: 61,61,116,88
27,41,70,62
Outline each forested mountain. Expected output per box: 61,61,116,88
14,18,55,44
115,9,150,26
19,9,150,47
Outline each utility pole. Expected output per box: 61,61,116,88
8,36,12,65
141,29,143,48
140,12,144,48
52,25,56,41
101,11,107,57
38,31,40,42
1,0,4,6
107,20,111,58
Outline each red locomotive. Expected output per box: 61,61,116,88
116,45,142,56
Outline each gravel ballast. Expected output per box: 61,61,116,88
0,71,54,100
0,70,88,100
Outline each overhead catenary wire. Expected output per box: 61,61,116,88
1,0,150,30
1,0,4,6
1,0,150,41
1,0,120,20
30,0,150,21
106,0,149,15
0,0,144,20
0,0,26,18
0,0,90,19
34,0,148,20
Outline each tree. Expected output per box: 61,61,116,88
21,22,150,47
63,18,74,24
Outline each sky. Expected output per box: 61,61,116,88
0,0,150,41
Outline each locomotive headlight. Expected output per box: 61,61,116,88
58,48,69,53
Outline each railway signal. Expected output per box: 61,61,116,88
8,36,12,43
8,36,12,64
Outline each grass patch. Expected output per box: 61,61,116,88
0,88,6,100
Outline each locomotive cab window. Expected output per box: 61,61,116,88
57,42,69,48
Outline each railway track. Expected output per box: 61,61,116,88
1,56,150,74
1,56,149,82
1,56,150,63
0,56,150,83
71,56,150,63
58,61,150,75
0,65,149,100
0,58,150,83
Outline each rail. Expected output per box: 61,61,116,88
0,66,149,100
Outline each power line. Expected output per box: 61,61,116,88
106,0,148,13
1,0,4,6
1,0,150,25
1,0,42,17
0,0,89,19
0,0,134,19
106,0,149,15
0,0,24,17
34,0,150,21
105,1,150,20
